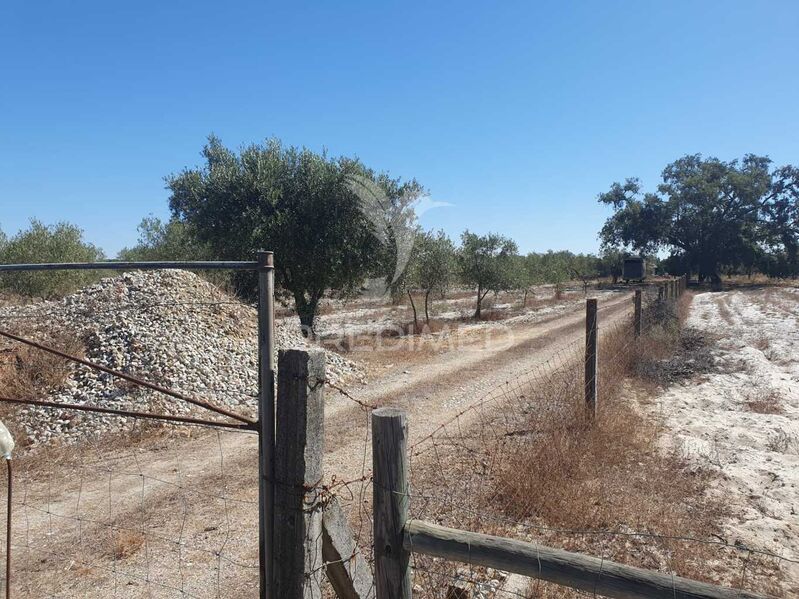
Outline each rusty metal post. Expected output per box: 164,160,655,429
633,290,642,338
584,298,598,417
258,251,276,599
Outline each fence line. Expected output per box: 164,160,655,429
317,276,788,598
1,272,789,597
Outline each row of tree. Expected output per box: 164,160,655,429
0,216,614,331
4,142,797,333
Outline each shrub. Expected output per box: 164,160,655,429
0,220,105,298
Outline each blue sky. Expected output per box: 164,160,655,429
1,1,797,257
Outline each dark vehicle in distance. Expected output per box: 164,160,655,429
623,257,646,282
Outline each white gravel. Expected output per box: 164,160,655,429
0,270,362,446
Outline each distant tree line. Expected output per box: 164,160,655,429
5,143,797,335
0,136,640,332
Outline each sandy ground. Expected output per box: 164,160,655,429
651,288,799,594
2,288,634,597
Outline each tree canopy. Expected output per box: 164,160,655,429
458,231,518,318
0,220,105,297
598,154,799,285
406,230,456,325
167,136,421,333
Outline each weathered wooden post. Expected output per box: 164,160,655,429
258,250,276,599
274,349,325,599
633,290,642,338
584,299,598,416
657,285,663,302
372,407,412,599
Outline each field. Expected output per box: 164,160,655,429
0,274,796,597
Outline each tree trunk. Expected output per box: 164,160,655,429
295,293,319,338
474,285,483,319
612,274,618,284
408,290,419,331
424,290,431,324
522,289,528,307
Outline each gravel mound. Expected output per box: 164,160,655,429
0,270,362,445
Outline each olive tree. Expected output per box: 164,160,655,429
0,220,105,298
568,253,599,296
407,230,456,327
167,136,418,334
458,231,518,318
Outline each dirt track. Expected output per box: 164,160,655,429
5,290,635,597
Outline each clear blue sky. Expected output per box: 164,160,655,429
1,1,798,257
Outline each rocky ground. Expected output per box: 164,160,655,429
0,270,362,446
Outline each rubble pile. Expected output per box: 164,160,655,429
0,270,362,444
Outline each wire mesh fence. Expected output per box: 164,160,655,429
0,267,265,598
12,421,259,598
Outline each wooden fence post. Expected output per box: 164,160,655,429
372,407,412,599
633,290,642,338
274,349,325,599
584,299,598,416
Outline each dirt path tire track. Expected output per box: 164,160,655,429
323,293,633,481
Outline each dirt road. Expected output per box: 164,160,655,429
6,290,635,598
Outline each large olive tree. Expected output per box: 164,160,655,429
167,136,417,333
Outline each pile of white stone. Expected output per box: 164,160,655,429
0,270,362,445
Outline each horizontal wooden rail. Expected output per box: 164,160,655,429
403,520,767,599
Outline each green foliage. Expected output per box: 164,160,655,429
407,230,456,323
118,216,233,289
568,253,600,294
167,135,413,332
598,248,627,283
598,154,799,286
118,217,211,262
0,220,105,298
458,230,518,318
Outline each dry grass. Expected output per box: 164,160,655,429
744,387,785,415
0,325,84,401
752,335,771,351
409,291,782,596
106,529,145,560
495,304,723,544
766,429,799,454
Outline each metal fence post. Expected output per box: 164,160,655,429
372,407,412,599
584,299,598,417
633,290,642,338
274,350,325,599
258,250,276,599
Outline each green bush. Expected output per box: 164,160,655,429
118,216,234,290
0,220,105,298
